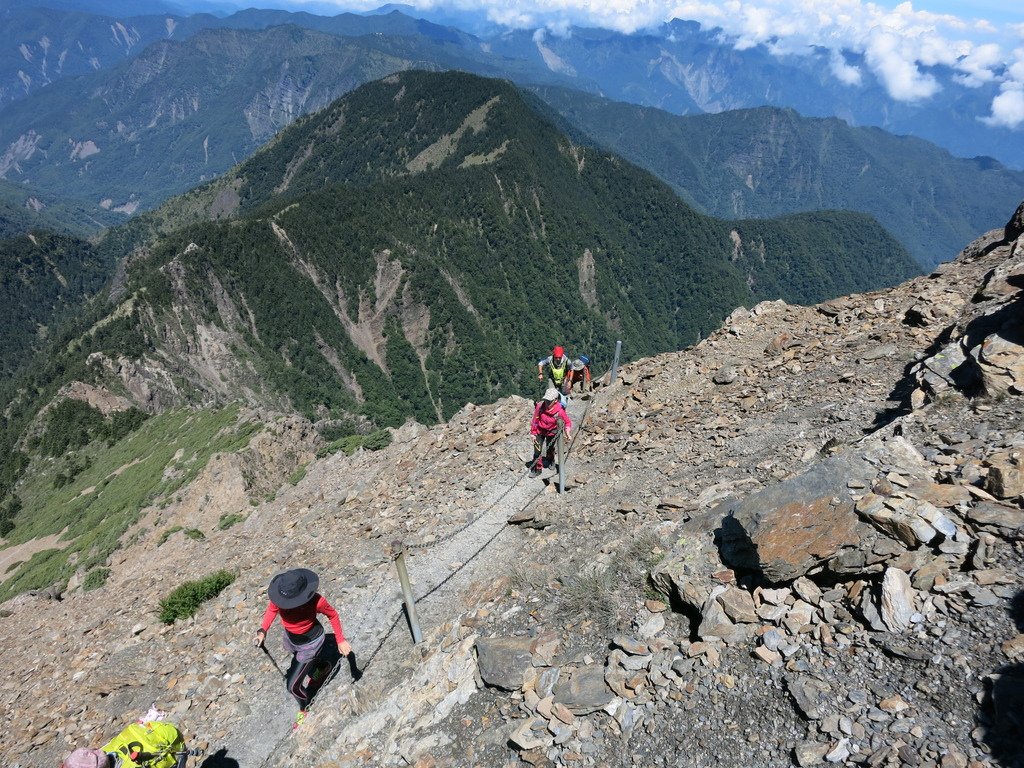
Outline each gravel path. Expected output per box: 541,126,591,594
224,399,591,767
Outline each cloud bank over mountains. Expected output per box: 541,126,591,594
320,0,1024,128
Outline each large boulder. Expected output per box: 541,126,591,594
704,439,930,583
649,534,718,613
709,453,872,583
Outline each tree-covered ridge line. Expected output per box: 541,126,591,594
78,72,917,430
0,231,112,381
0,71,919,553
531,87,1024,268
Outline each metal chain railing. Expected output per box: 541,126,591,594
403,465,531,552
258,350,613,761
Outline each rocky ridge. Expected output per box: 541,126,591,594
2,204,1024,768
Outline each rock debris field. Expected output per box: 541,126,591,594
3,204,1024,768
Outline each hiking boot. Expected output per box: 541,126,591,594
530,462,543,476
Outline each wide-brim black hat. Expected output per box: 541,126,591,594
268,568,319,609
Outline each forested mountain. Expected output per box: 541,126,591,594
533,87,1024,268
33,71,917,423
0,230,108,380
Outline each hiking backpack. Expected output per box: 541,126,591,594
102,721,184,768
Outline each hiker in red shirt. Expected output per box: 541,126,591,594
255,568,352,722
529,387,572,475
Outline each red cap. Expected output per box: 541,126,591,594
553,346,564,358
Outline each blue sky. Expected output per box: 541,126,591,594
896,0,1024,24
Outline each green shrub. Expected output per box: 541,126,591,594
362,429,392,452
287,463,308,486
217,513,245,530
157,525,183,546
158,569,235,624
319,420,358,441
0,494,21,537
183,527,205,540
317,435,363,458
82,568,110,591
316,428,392,458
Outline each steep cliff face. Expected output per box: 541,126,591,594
1,201,1021,768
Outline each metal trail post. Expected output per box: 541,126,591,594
393,542,423,644
610,340,622,385
557,428,566,494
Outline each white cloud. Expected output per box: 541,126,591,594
864,29,941,101
830,49,862,86
320,0,1024,124
982,84,1024,128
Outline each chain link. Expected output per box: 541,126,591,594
403,395,592,553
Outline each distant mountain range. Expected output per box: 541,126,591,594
0,22,576,212
0,5,493,110
1,11,1020,267
4,4,1020,170
533,87,1024,267
488,21,1023,170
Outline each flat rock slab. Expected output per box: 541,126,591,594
966,502,1024,533
552,666,613,714
475,637,534,691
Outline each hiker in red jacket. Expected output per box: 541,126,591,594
529,387,572,475
255,568,352,723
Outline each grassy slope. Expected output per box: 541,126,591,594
0,405,259,600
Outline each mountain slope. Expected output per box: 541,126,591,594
0,71,917,562
75,71,916,424
533,87,1024,267
0,199,1021,768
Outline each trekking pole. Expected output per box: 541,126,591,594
392,541,423,644
557,428,566,494
260,642,285,679
610,340,622,385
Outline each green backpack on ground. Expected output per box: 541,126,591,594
102,721,184,768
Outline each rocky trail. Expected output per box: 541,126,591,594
3,205,1024,768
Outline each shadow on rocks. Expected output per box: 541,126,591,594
978,588,1024,767
713,513,764,582
199,748,239,768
